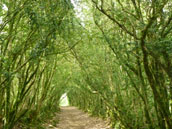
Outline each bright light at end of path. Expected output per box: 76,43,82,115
60,93,69,106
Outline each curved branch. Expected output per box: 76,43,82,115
92,0,139,40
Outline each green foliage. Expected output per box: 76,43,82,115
1,0,172,129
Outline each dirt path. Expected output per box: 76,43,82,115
47,106,112,129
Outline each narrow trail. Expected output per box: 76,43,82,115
47,106,112,129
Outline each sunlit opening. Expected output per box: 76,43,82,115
59,93,69,106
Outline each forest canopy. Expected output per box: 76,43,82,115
0,0,172,129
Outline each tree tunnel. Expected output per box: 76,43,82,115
1,0,172,129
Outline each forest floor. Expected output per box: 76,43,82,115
46,106,112,129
